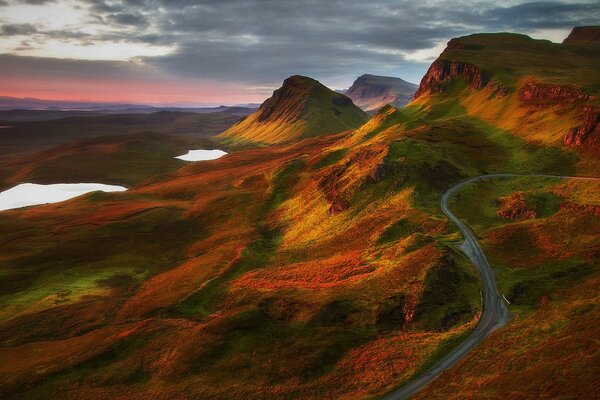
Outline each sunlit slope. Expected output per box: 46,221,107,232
219,75,369,145
0,29,599,400
414,28,600,159
1,96,592,399
414,176,600,399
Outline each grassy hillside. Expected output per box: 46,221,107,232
414,30,600,164
219,75,369,145
0,29,598,400
0,110,240,190
0,111,242,160
415,176,600,399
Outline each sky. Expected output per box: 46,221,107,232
0,0,599,106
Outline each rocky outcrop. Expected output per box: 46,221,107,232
562,26,600,44
445,38,485,51
559,201,600,218
496,192,537,220
519,81,592,103
415,60,491,98
564,107,600,149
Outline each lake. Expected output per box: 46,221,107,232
175,149,227,161
0,183,127,211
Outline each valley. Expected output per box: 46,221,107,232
0,25,599,400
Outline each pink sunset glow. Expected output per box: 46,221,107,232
0,75,269,106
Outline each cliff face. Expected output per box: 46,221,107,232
414,29,600,155
563,26,600,44
519,81,592,103
564,108,600,150
414,59,491,98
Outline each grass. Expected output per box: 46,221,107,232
219,75,369,145
312,148,348,170
1,32,599,400
414,175,600,399
439,33,600,90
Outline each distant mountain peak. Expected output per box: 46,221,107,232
345,74,418,112
219,75,369,144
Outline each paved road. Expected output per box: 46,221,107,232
382,173,600,400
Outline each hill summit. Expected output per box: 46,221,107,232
219,75,369,144
345,74,418,112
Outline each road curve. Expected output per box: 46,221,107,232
382,173,600,400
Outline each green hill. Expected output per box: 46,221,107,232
219,75,369,145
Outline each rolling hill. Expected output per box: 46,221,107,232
0,27,598,400
345,74,418,112
218,75,369,145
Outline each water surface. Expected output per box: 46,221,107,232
0,183,127,211
175,149,227,161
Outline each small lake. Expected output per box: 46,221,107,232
0,183,127,211
175,149,227,161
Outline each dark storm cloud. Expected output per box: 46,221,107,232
1,23,38,36
22,0,56,4
0,53,158,79
488,1,600,29
3,0,600,90
129,0,599,85
107,12,148,27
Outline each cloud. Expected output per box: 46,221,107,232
107,12,148,27
1,23,38,36
0,0,599,102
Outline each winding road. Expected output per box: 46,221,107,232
382,173,600,400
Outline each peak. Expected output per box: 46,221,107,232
563,26,600,44
282,75,321,87
353,74,414,84
219,75,368,144
445,33,536,51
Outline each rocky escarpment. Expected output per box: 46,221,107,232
563,26,600,44
519,81,592,103
564,107,600,150
516,81,598,150
414,60,492,98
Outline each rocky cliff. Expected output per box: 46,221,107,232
563,26,600,44
413,29,600,154
414,59,492,98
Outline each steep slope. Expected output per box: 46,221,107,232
563,25,600,44
414,28,600,159
218,75,369,145
345,74,418,112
